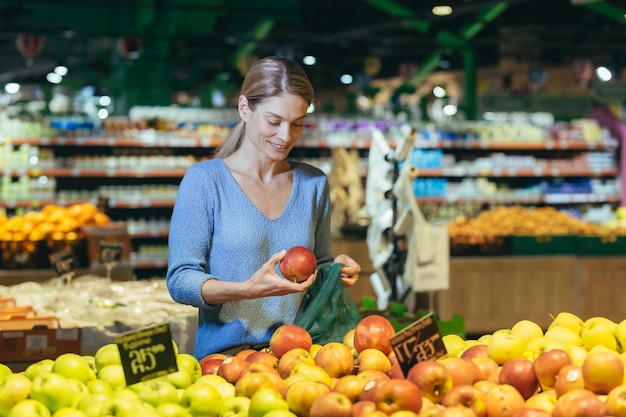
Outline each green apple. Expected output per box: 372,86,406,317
581,320,618,351
137,380,179,408
52,353,94,384
82,356,97,374
486,329,525,365
97,397,144,417
113,388,139,401
94,344,122,372
155,403,192,417
248,387,290,417
97,364,127,390
86,379,114,395
220,396,251,417
73,392,111,416
195,374,235,400
6,398,51,417
175,354,202,384
52,407,88,417
261,411,297,417
180,382,223,417
548,312,583,334
544,325,582,347
510,319,544,344
0,364,12,380
25,359,54,380
0,373,32,415
30,372,76,413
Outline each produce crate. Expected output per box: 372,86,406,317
450,236,511,257
510,235,578,256
577,236,626,256
0,240,47,269
0,327,82,371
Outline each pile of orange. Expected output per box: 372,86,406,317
0,202,111,243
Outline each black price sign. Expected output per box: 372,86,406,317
99,241,123,264
49,250,77,277
115,323,178,385
390,312,447,377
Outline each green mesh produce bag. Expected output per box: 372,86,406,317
294,262,362,345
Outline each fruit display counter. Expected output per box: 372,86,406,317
1,309,626,416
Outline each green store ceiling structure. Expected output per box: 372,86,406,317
0,0,625,117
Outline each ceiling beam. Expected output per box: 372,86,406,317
582,1,626,25
230,19,275,67
364,0,430,34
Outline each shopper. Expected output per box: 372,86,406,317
166,56,361,359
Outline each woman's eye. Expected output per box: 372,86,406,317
268,120,280,126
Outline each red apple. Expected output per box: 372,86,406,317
309,391,353,417
269,324,313,359
245,351,279,371
242,362,285,393
533,349,572,390
524,391,557,414
199,357,225,375
353,315,396,355
373,379,423,415
498,358,539,400
484,384,525,417
581,349,624,395
406,360,453,404
352,400,377,417
358,348,392,374
511,409,552,417
387,351,405,379
359,378,385,403
552,388,607,417
439,405,481,417
442,384,487,417
474,380,498,396
461,344,489,360
333,374,367,402
314,342,355,378
554,364,585,398
438,357,482,387
280,246,317,282
234,371,275,398
217,356,250,384
606,382,626,417
285,379,331,417
277,347,315,378
235,349,257,360
471,357,500,381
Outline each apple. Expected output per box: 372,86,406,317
581,349,624,394
245,351,279,371
551,388,607,417
498,358,539,400
484,384,525,417
614,319,626,352
606,383,626,417
30,372,76,413
510,320,544,344
51,353,94,385
289,361,332,387
442,334,468,358
333,374,367,402
543,326,582,347
309,391,353,417
406,360,453,404
242,363,286,393
262,411,297,417
441,384,487,417
553,364,585,398
352,400,377,417
286,380,330,417
199,358,224,376
533,349,572,390
373,379,422,414
353,315,396,355
358,348,392,374
525,337,567,361
137,379,179,407
6,398,51,417
487,330,525,365
343,328,358,358
356,369,391,388
0,373,33,415
548,312,584,334
0,364,11,380
97,397,145,417
437,405,479,417
25,359,54,380
314,342,354,378
581,319,618,351
470,356,500,381
94,344,122,372
194,374,235,399
269,323,313,359
510,409,551,417
220,396,251,417
387,351,405,379
524,391,557,414
279,246,317,282
565,345,589,367
172,354,202,384
460,344,489,360
389,411,420,417
73,392,111,416
97,364,127,390
277,347,315,378
358,378,383,403
51,407,88,417
179,382,223,417
474,380,498,396
154,402,193,417
438,357,481,387
217,356,250,384
234,371,274,398
87,379,114,395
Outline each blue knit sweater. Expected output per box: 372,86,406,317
166,158,334,359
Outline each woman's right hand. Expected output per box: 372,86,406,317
246,250,317,297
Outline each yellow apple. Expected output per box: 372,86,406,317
548,312,584,335
487,330,525,365
510,319,544,344
544,325,582,347
581,320,618,351
442,334,467,358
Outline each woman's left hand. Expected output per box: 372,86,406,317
334,254,361,287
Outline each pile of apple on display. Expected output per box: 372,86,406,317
2,312,626,417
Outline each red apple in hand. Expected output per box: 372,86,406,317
280,246,317,282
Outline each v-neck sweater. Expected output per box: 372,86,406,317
166,158,333,358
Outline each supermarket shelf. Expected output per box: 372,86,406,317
416,193,622,205
6,136,226,148
108,198,176,209
416,167,619,178
7,168,188,178
128,229,170,238
131,259,168,269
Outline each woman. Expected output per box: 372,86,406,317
166,56,361,359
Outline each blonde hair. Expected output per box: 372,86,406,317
214,56,316,158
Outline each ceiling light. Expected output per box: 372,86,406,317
5,83,20,94
433,86,446,98
303,56,316,66
54,65,68,76
443,104,458,116
98,95,112,106
46,72,62,84
432,5,452,16
97,108,109,119
596,66,612,82
340,74,353,85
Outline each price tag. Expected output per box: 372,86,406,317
49,250,77,277
115,323,178,385
390,312,447,377
99,241,123,264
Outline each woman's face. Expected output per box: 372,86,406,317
239,93,309,160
